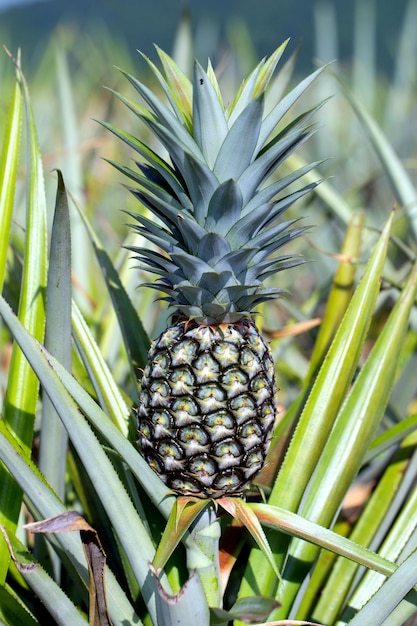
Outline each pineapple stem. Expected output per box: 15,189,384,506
185,504,222,608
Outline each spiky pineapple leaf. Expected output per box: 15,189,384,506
249,503,397,578
287,153,353,224
193,61,228,168
253,41,290,98
218,498,282,582
0,49,22,292
107,159,186,214
256,65,327,150
249,222,309,259
272,226,417,618
261,42,301,117
228,40,289,124
140,50,192,131
153,498,210,571
180,152,219,223
155,45,193,124
228,185,315,249
0,52,47,583
0,295,165,625
206,59,223,104
99,119,188,202
205,179,243,233
197,234,232,266
117,68,205,163
238,127,317,206
241,159,322,216
110,45,324,322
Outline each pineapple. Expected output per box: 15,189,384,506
108,43,323,498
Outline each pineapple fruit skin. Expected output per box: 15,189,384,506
138,319,277,498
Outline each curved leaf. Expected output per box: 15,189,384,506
193,61,227,168
0,295,162,623
1,527,89,626
0,421,141,626
0,53,47,583
0,51,22,291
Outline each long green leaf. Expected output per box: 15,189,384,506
73,198,150,398
71,300,130,436
273,251,417,618
274,213,392,508
35,171,72,581
0,420,141,626
250,503,397,578
0,53,47,583
311,429,417,624
38,171,71,532
347,549,417,626
153,499,209,571
0,585,39,626
34,328,172,518
365,412,417,462
0,50,22,291
261,210,364,489
240,213,393,600
306,209,365,378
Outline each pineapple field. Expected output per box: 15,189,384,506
1,3,417,625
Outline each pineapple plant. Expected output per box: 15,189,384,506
3,26,417,626
106,43,323,498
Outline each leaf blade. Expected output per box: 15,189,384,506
0,52,22,291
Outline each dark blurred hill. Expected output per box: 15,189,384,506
0,0,411,77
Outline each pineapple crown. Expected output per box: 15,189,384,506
105,42,324,324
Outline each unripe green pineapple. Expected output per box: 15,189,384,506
139,320,276,497
107,42,323,498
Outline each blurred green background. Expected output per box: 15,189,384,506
0,0,413,76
